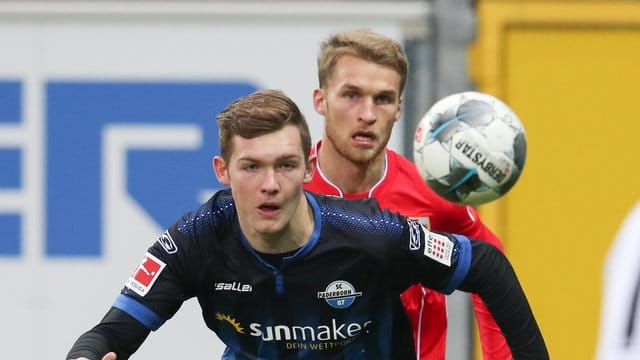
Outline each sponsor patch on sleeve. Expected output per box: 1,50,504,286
424,232,454,267
407,219,423,250
125,252,166,297
157,230,178,254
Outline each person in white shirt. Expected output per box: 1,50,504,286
596,202,640,360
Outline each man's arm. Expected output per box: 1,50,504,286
456,237,548,359
470,294,513,359
67,307,150,360
443,202,512,359
394,218,547,359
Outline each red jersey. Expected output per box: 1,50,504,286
304,142,511,359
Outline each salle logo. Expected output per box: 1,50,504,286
214,281,253,292
317,280,362,309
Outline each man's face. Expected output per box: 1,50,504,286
314,55,402,164
214,125,312,239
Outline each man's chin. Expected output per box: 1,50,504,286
254,222,285,237
347,149,380,165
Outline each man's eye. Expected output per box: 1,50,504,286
375,95,392,104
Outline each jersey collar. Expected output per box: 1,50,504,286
312,140,389,199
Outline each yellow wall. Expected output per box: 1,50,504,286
471,2,640,359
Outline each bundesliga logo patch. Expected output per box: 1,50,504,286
125,252,166,297
424,232,454,267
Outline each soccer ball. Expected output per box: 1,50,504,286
413,91,526,206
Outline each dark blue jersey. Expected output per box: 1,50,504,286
68,189,548,360
114,190,470,359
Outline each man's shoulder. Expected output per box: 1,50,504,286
308,191,381,211
309,192,403,229
173,189,236,239
374,149,463,217
382,148,436,195
309,193,405,247
385,148,419,169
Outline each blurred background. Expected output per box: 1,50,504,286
1,1,639,359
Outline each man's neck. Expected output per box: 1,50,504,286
316,140,386,194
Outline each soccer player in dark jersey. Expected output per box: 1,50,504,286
305,29,511,359
67,89,548,360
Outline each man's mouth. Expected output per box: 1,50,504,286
353,132,376,145
258,204,281,213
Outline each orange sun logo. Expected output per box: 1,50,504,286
215,312,245,334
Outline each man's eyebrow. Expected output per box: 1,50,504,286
278,154,303,162
237,154,302,162
376,89,398,97
340,83,397,97
339,83,362,91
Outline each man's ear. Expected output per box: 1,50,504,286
395,95,403,122
303,156,316,184
213,156,230,186
313,88,327,116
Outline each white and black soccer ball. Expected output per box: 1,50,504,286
413,91,526,206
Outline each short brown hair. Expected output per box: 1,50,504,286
317,29,409,94
217,89,311,162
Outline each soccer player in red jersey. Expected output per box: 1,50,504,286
304,29,511,359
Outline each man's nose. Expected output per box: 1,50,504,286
359,98,376,124
260,168,279,193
